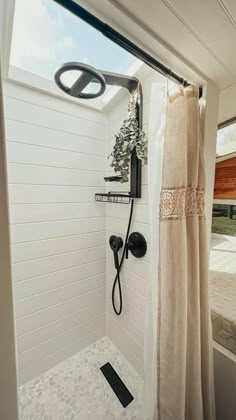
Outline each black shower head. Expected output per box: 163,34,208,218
54,62,107,99
54,62,140,100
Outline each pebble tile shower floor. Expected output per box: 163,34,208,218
19,336,143,419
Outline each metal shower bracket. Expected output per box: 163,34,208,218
102,69,143,199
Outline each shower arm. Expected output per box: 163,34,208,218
91,70,139,94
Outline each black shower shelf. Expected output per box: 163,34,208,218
95,192,131,204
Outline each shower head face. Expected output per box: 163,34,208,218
54,62,106,99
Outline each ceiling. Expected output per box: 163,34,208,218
79,0,236,122
108,0,236,90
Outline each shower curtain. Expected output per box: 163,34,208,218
145,83,215,420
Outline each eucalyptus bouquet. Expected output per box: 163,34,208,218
108,95,148,183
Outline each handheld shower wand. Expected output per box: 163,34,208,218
109,236,123,270
109,199,134,315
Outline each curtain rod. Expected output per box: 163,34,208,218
52,0,191,87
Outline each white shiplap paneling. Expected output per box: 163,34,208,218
4,81,107,384
4,68,161,383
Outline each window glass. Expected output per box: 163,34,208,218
216,121,236,157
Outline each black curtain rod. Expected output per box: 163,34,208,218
52,0,190,87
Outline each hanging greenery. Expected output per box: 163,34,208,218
108,92,148,183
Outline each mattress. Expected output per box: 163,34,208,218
209,234,236,354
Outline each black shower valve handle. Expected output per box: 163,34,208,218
126,232,147,259
125,238,135,260
125,238,135,259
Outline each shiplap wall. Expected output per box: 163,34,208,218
3,67,160,384
3,81,107,384
106,70,162,375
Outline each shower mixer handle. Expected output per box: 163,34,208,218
126,232,147,259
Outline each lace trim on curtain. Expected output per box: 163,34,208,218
160,186,205,220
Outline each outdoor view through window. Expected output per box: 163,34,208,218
209,120,236,354
212,121,236,237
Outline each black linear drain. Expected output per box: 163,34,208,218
100,362,134,408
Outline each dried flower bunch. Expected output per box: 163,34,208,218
108,92,148,183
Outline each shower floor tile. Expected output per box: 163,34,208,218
19,336,143,420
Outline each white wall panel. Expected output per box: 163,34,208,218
4,82,107,124
13,245,105,282
107,217,150,242
15,273,105,318
7,142,105,172
11,217,105,243
18,329,104,385
4,81,107,384
12,232,105,263
5,96,106,140
18,313,105,371
8,163,105,186
14,260,105,299
10,203,105,224
6,119,106,156
17,300,105,354
9,184,104,204
16,287,105,337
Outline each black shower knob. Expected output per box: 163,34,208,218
127,232,147,258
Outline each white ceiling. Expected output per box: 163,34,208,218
80,0,236,122
108,0,236,90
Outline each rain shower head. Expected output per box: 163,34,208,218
54,62,107,99
54,62,140,99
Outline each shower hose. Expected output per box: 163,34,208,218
112,198,134,315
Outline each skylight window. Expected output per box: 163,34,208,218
10,0,136,86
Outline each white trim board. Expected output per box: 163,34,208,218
216,151,236,162
213,198,236,205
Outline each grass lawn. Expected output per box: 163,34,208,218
212,216,236,236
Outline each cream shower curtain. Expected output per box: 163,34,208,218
146,84,215,420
